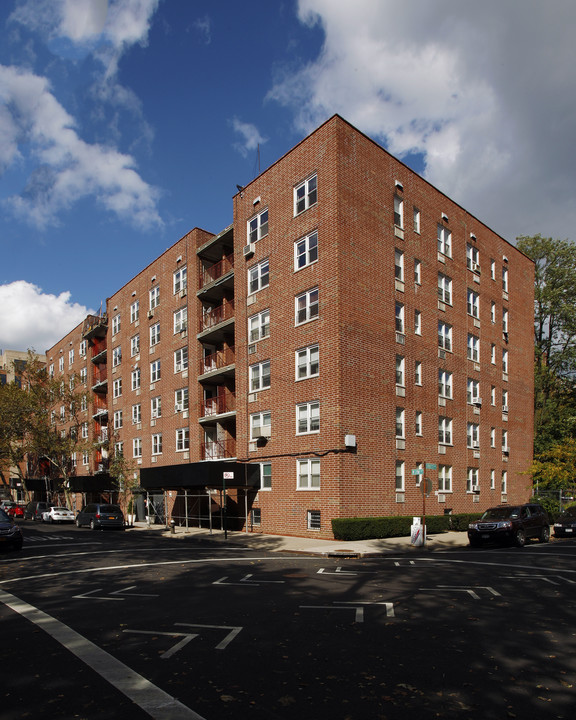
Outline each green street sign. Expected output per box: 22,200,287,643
411,469,424,475
425,463,437,470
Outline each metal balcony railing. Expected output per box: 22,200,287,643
200,346,235,374
199,300,235,332
199,253,234,288
203,391,236,417
201,438,236,460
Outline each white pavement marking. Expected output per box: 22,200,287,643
123,629,199,659
0,588,206,720
212,574,285,586
175,624,243,650
73,585,159,601
300,604,365,622
337,601,396,617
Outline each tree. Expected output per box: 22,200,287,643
0,380,36,492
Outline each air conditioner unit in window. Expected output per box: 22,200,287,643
472,441,480,448
255,426,271,439
502,405,509,413
243,243,255,258
179,289,187,299
472,262,481,273
175,404,182,413
473,399,483,407
147,310,154,319
502,447,510,455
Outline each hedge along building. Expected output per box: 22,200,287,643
44,115,534,538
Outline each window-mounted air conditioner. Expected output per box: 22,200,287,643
502,405,509,413
179,289,187,299
175,404,183,413
472,441,480,448
254,426,271,439
473,399,483,407
243,243,255,258
502,447,510,455
147,310,154,319
472,262,481,274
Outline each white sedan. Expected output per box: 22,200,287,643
42,506,75,523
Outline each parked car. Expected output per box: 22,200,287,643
42,506,75,523
0,508,23,551
3,502,25,519
553,506,576,538
76,503,125,530
24,501,54,521
468,503,550,547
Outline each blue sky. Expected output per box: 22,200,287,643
1,0,575,353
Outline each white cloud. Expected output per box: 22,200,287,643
269,0,576,242
231,117,268,158
193,15,212,45
0,281,91,354
0,65,162,229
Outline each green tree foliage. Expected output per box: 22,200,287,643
529,438,576,491
0,380,36,490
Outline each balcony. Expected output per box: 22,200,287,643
91,338,107,364
83,313,108,340
198,300,235,342
92,396,108,418
92,367,108,392
201,438,236,460
199,253,234,288
202,390,236,418
199,346,235,377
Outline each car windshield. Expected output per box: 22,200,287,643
481,507,518,521
52,507,69,512
100,505,121,513
0,508,11,521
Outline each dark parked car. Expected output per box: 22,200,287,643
24,501,54,521
553,507,576,538
468,503,550,547
0,508,23,551
76,503,125,530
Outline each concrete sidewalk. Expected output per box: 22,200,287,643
127,521,471,557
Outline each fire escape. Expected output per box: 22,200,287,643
83,314,109,474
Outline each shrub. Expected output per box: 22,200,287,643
331,513,481,541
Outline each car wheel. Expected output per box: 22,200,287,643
514,529,526,547
539,526,550,543
76,519,82,528
90,520,96,530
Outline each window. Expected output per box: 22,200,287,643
113,410,123,430
174,347,188,373
438,322,452,351
49,363,54,377
490,259,496,280
467,378,480,404
297,401,320,434
438,370,453,399
112,314,120,335
59,357,64,372
415,411,423,436
395,302,405,334
467,422,479,448
132,404,141,424
396,355,405,385
248,208,269,242
130,300,139,323
248,258,270,294
502,389,509,411
149,285,160,310
395,249,404,281
151,396,162,419
250,411,271,440
467,289,479,318
133,438,142,458
414,259,422,284
174,308,187,334
260,462,272,490
176,428,189,451
438,416,452,445
502,349,509,374
438,465,452,492
307,510,321,530
296,344,319,380
112,347,122,367
394,195,404,228
249,309,270,342
150,322,160,346
413,207,421,233
438,273,452,304
295,175,317,215
491,469,496,490
173,266,187,294
297,458,320,489
491,344,496,364
467,243,479,271
71,452,77,468
114,442,123,458
250,360,271,392
491,386,496,405
502,308,509,333
80,395,87,412
113,378,122,398
437,225,452,256
467,467,479,492
295,230,318,270
131,335,140,357
490,427,496,448
295,288,319,324
501,470,508,493
502,429,508,451
396,407,405,438
491,302,496,324
175,388,189,413
131,369,141,391
83,451,89,465
395,460,405,491
414,310,422,335
79,340,86,357
81,421,89,439
502,266,509,293
150,360,161,383
68,349,74,365
252,508,262,526
80,367,87,384
467,334,479,362
60,405,66,421
415,360,422,385
152,433,163,455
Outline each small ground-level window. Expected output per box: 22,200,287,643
251,508,261,526
307,510,321,530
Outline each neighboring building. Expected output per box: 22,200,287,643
40,115,534,538
0,349,45,386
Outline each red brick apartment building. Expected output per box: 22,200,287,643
42,115,534,538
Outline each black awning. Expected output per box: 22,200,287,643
68,474,116,492
140,462,260,491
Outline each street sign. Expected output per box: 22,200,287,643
223,472,234,479
425,463,437,470
411,469,424,475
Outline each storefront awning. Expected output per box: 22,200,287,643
140,462,260,491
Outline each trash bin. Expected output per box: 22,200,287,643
410,517,426,546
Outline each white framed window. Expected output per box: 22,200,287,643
114,442,123,458
133,438,142,458
438,273,452,304
175,388,189,413
297,458,320,489
438,322,452,351
176,428,189,451
131,368,141,391
438,370,453,399
150,360,161,383
467,378,480,404
112,347,122,367
174,308,187,334
502,349,509,374
151,396,162,419
413,207,421,233
394,195,404,228
297,401,320,434
248,208,269,242
490,427,496,448
113,378,122,398
80,367,87,384
438,416,452,445
437,225,452,256
438,465,452,492
467,243,479,271
396,355,405,386
59,357,64,372
79,340,87,357
131,335,140,357
112,314,121,335
296,344,319,380
49,363,55,378
467,422,479,448
501,470,508,493
307,509,321,530
174,347,188,373
249,360,271,392
130,300,139,323
502,389,509,411
71,452,77,468
83,451,89,465
295,230,318,270
414,310,422,335
467,467,479,493
414,258,422,284
491,386,496,405
294,174,317,215
395,302,405,334
248,258,270,295
502,266,509,293
491,469,496,490
395,407,405,438
491,344,496,364
295,287,319,325
150,322,160,346
81,421,89,439
149,285,160,310
80,395,87,412
60,405,65,421
173,266,187,294
502,429,508,451
467,334,479,362
415,411,423,436
249,309,270,342
395,249,404,281
152,433,163,455
395,460,405,491
491,302,496,324
114,410,123,430
132,404,141,424
467,288,479,318
260,462,271,490
414,360,422,386
250,411,271,441
68,348,74,366
502,308,509,333
251,508,262,526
